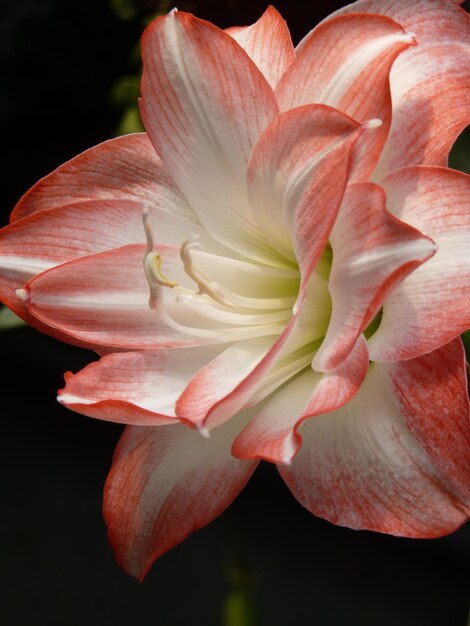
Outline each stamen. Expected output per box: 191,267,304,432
176,293,292,326
181,237,298,311
180,237,237,308
142,205,154,257
141,208,294,342
143,207,177,309
146,252,178,289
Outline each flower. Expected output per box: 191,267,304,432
1,1,470,580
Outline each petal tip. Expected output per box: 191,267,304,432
198,425,210,439
363,118,383,130
405,31,418,46
15,288,27,302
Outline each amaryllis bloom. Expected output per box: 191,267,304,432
1,1,470,579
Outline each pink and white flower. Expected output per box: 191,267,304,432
1,1,469,580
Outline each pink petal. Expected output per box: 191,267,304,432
12,133,195,226
280,339,470,537
59,345,224,425
0,200,144,317
232,335,369,464
23,244,198,350
195,281,330,431
227,6,294,89
140,11,279,261
276,14,415,180
247,104,363,298
104,420,258,579
312,183,436,371
175,265,332,432
369,166,470,361
329,0,470,176
175,337,275,428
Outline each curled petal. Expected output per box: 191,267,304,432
233,335,369,464
104,419,258,579
59,345,224,425
312,182,436,371
328,0,470,175
276,13,415,179
175,337,275,429
199,274,332,431
140,10,279,261
247,104,363,297
280,340,470,537
227,6,294,89
369,166,470,361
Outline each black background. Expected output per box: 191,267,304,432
1,1,470,625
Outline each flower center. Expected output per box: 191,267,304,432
142,207,335,381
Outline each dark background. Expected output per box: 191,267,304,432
1,1,470,625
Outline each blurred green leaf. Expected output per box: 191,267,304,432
115,105,145,135
223,551,258,626
223,590,257,626
0,307,25,330
110,0,138,21
110,75,141,107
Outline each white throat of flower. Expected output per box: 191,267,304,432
142,207,312,343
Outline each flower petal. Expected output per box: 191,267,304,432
247,104,363,296
233,335,369,464
279,340,470,537
11,133,196,227
59,345,224,425
197,274,332,431
227,6,294,90
140,10,279,261
0,200,144,316
276,14,415,180
329,0,470,176
104,419,258,579
369,166,470,361
175,337,275,428
23,244,198,350
312,183,436,371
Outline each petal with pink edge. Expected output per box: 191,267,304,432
104,419,258,579
276,14,415,180
22,244,199,350
59,345,224,425
199,273,332,432
328,0,470,176
0,200,144,317
11,133,197,229
280,340,470,537
175,337,275,429
233,335,369,464
247,104,363,296
312,183,436,372
140,11,279,261
227,6,294,90
369,166,470,361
